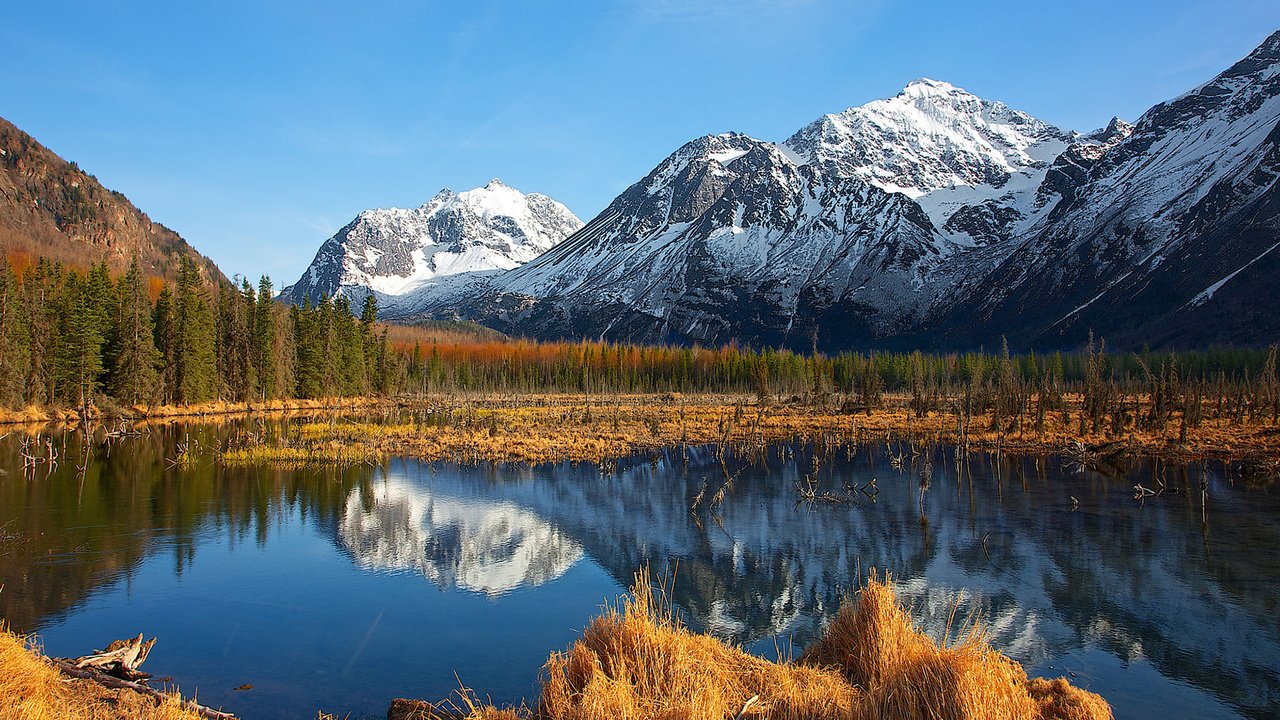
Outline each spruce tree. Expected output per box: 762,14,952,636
111,257,161,404
55,273,104,408
0,261,28,407
175,257,217,404
215,279,253,401
254,276,277,399
153,286,177,403
24,260,57,404
292,300,322,398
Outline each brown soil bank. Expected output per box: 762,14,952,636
393,574,1111,720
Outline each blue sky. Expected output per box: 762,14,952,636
2,1,1277,285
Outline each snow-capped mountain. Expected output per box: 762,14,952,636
295,30,1280,350
782,77,1075,246
784,78,1071,197
468,132,950,345
942,29,1280,348
283,179,581,314
440,78,1079,347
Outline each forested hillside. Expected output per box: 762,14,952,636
0,116,222,284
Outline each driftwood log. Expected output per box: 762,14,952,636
55,634,237,720
69,633,156,681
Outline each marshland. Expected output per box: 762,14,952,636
1,396,1278,719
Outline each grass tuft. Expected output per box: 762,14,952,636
428,572,1110,720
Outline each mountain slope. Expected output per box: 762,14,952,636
941,29,1280,348
283,180,581,314
465,132,952,346
0,115,222,282
446,81,1075,348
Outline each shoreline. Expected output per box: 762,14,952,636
0,624,222,720
224,392,1280,468
0,396,395,428
2,392,1277,466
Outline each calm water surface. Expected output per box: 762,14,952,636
1,420,1277,719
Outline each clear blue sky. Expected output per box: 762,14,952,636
2,1,1276,286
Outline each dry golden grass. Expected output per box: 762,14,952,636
535,575,857,720
425,573,1110,720
220,392,1280,467
800,576,940,691
0,624,205,720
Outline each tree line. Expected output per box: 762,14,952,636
0,256,395,410
0,254,1275,417
398,334,1277,398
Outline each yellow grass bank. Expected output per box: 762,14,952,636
0,396,393,428
219,392,1280,467
393,573,1111,720
0,624,207,720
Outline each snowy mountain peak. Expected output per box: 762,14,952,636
283,181,582,308
783,79,1072,199
423,187,455,206
1100,116,1134,139
899,77,960,97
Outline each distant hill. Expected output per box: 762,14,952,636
0,115,223,283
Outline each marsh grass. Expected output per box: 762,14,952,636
218,421,390,467
420,572,1110,720
219,392,1280,468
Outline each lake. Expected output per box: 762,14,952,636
1,419,1277,719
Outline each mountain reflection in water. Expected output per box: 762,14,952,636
0,422,1277,720
337,475,583,595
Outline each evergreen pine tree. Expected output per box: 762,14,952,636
153,286,177,403
0,261,28,407
55,273,104,409
111,257,161,404
24,260,57,404
292,300,322,398
254,276,277,399
175,257,217,403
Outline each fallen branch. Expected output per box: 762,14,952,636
53,660,237,720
